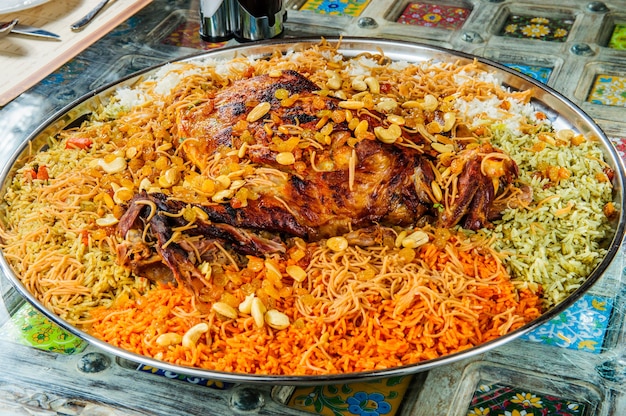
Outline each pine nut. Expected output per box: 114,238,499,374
395,230,408,248
238,142,249,158
246,102,271,123
157,142,173,152
251,297,266,328
212,302,238,319
401,100,421,109
431,181,443,202
338,100,365,110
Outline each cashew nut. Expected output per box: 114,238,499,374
182,322,209,348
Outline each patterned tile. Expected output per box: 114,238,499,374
608,24,626,50
503,63,552,84
588,74,626,107
521,293,613,353
0,303,87,355
396,2,471,30
467,382,586,416
610,136,626,162
499,15,573,42
161,21,227,50
287,376,411,416
136,364,234,389
300,0,370,16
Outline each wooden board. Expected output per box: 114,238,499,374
0,0,152,106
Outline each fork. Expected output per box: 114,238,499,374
71,0,111,31
0,19,18,39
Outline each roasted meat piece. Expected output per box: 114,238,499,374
116,70,526,290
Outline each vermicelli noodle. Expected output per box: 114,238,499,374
0,40,614,375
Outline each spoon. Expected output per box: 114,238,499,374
0,19,18,39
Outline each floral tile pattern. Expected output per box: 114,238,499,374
610,136,626,161
588,74,626,107
608,24,626,50
502,63,552,84
161,21,227,50
287,376,411,416
521,293,613,353
396,2,471,30
499,15,573,42
0,303,87,355
467,382,586,416
300,0,370,16
136,364,234,389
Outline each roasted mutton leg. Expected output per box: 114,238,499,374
116,70,525,290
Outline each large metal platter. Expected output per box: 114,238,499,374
0,37,624,385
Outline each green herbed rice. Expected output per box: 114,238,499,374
490,127,614,307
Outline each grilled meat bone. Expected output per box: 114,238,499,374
116,70,525,292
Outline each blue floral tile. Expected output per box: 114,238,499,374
521,294,613,353
503,63,552,84
287,376,411,416
136,364,234,389
300,0,370,16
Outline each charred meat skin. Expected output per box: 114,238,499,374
176,70,433,238
178,70,326,170
117,70,523,288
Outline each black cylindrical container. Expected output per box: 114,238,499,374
234,0,286,42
